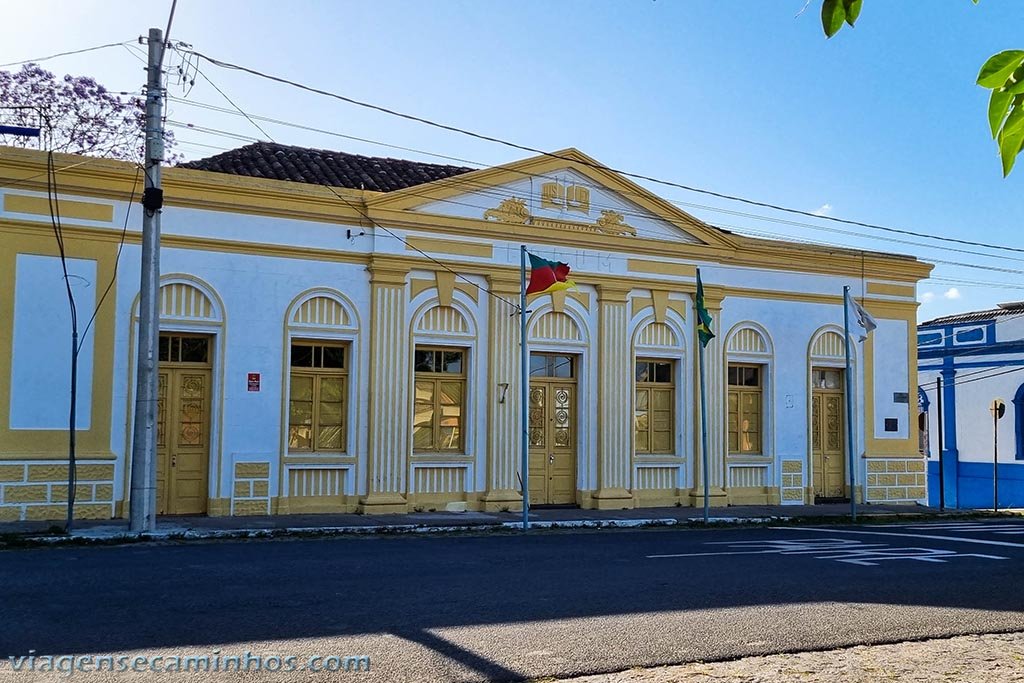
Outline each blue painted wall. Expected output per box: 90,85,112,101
928,460,1024,509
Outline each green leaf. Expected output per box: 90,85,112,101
843,0,862,26
1005,67,1024,95
989,89,1014,137
821,0,846,37
977,50,1024,88
998,105,1024,176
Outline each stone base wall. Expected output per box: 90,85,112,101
866,458,927,503
0,462,116,521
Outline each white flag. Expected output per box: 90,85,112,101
847,297,877,341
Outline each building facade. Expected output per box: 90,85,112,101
0,143,931,521
919,303,1024,509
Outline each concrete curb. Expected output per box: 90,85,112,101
13,515,792,546
4,509,1017,548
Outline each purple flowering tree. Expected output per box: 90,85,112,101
0,63,179,162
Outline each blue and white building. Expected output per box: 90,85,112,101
919,302,1024,509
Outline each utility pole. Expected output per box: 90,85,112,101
129,27,168,533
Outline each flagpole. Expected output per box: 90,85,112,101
843,286,857,522
697,268,710,524
520,245,530,531
699,336,710,524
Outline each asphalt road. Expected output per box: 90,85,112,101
2,520,1024,682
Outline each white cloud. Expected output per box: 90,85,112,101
813,203,833,217
943,287,962,300
920,291,935,303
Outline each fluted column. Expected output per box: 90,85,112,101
361,262,410,513
691,288,728,506
482,276,523,511
593,285,634,509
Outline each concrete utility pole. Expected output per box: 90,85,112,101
129,27,169,532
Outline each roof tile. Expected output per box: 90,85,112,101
177,141,475,192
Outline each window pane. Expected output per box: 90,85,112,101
635,429,649,453
439,403,461,450
413,380,435,450
652,428,672,452
158,336,170,362
291,344,313,368
289,401,313,425
654,362,672,383
319,376,344,402
552,355,573,378
443,351,463,374
317,426,343,450
728,366,739,386
414,349,435,372
288,426,312,450
530,354,549,377
319,400,344,425
636,361,651,382
439,381,463,406
171,336,181,362
322,346,345,369
180,337,208,363
290,375,314,401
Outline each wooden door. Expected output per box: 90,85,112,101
156,335,211,515
527,354,577,505
811,368,846,500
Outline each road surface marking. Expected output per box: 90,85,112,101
770,526,1024,549
648,537,1007,566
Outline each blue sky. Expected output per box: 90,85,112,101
2,1,1022,321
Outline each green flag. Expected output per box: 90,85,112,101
696,269,714,348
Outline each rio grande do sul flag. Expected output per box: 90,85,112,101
525,253,577,296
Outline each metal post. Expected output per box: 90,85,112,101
698,339,710,524
129,28,167,533
843,286,857,521
994,407,999,513
936,376,944,511
520,245,530,531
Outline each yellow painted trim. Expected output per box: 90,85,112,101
435,271,456,307
863,300,920,458
627,259,697,278
725,287,842,306
0,147,933,284
0,229,117,458
405,236,493,259
867,282,916,297
4,193,113,222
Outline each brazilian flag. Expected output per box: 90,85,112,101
695,268,714,348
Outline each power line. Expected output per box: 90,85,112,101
182,46,1024,258
160,100,1024,275
0,41,130,68
180,68,520,313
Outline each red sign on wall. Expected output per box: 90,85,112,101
247,373,260,392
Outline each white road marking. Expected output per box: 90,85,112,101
890,522,1024,536
770,526,1024,549
647,537,1008,566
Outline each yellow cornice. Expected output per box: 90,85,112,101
0,146,934,283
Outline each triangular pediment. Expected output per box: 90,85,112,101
365,149,736,249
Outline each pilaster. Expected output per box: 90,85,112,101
593,285,633,509
361,261,410,513
482,276,524,511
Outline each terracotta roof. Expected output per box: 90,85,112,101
920,301,1024,326
177,142,475,193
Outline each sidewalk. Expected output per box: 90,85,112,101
0,501,990,545
557,631,1024,683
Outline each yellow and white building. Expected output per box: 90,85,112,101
0,143,931,520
